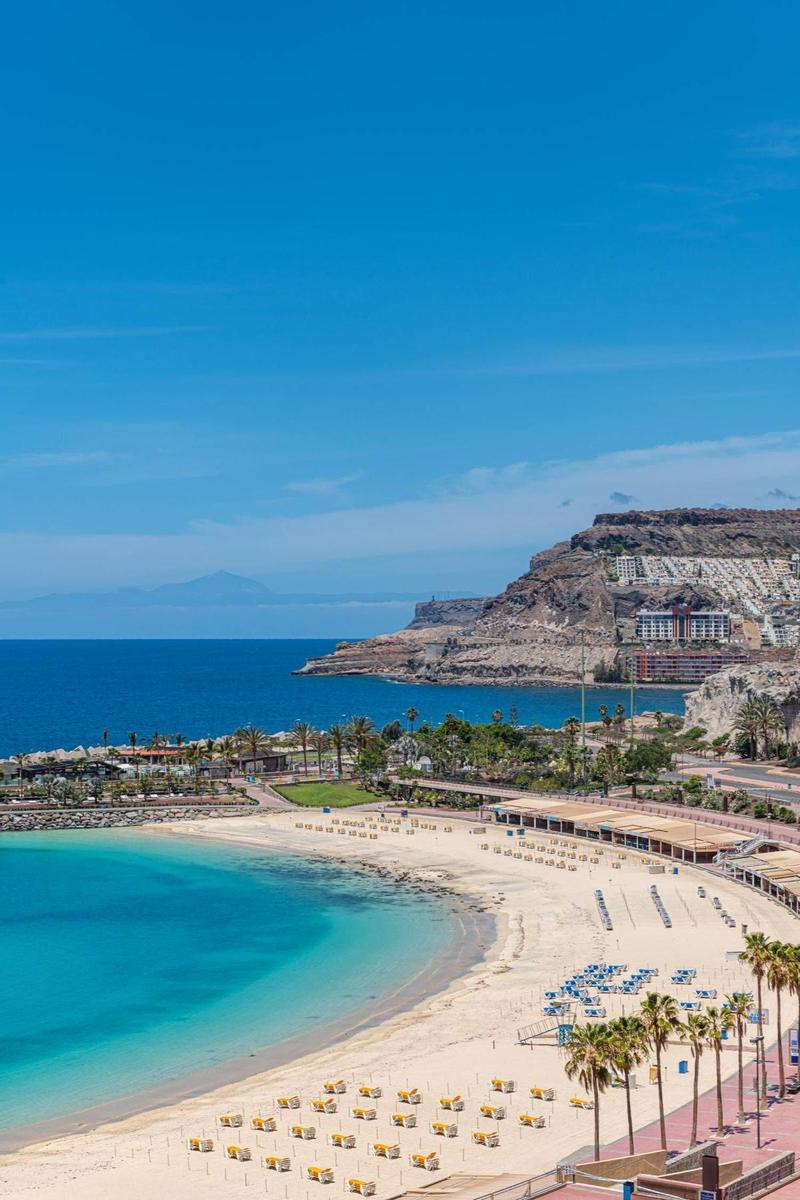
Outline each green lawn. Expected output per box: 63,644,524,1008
274,781,375,808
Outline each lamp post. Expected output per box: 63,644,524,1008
750,1034,763,1148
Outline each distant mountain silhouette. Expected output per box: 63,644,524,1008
0,571,449,610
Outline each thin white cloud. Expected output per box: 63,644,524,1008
285,472,364,495
4,429,800,594
736,122,800,160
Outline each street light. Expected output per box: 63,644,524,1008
750,1035,764,1148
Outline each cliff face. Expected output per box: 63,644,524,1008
406,597,488,629
296,508,800,683
683,656,800,741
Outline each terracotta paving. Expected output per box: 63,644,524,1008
558,1033,800,1199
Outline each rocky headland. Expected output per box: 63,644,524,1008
297,507,800,685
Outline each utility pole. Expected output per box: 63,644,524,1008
580,631,586,750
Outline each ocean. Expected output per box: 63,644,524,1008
0,830,461,1136
0,640,686,757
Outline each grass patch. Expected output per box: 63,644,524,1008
274,781,374,808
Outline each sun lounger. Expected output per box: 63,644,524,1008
472,1130,500,1147
312,1098,338,1113
306,1165,335,1183
187,1137,214,1152
479,1104,506,1120
397,1088,421,1104
490,1078,515,1093
277,1095,301,1109
410,1152,440,1170
439,1094,464,1110
358,1085,382,1098
430,1122,458,1137
519,1113,546,1128
264,1155,292,1171
218,1113,243,1127
351,1106,377,1120
226,1145,252,1161
323,1079,347,1094
390,1111,416,1127
369,1141,401,1157
569,1096,593,1109
329,1132,357,1148
251,1115,277,1132
529,1086,555,1101
289,1125,317,1139
348,1179,377,1195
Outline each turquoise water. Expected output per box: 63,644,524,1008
0,639,686,755
0,831,456,1132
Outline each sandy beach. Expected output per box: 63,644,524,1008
2,809,797,1199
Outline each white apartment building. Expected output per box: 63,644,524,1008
635,608,730,642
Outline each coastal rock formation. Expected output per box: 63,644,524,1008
298,508,800,684
683,651,800,742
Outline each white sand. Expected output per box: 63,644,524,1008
2,810,796,1199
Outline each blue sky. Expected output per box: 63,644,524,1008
3,1,800,618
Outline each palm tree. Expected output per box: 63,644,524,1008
405,707,419,733
785,944,800,1077
704,1006,734,1136
767,941,791,1098
102,727,109,754
608,1015,646,1154
327,724,347,776
236,725,270,775
491,709,503,724
563,1023,612,1159
752,694,786,759
613,703,626,742
733,699,760,759
13,752,29,799
724,992,751,1122
640,992,683,1149
215,736,238,788
309,730,329,775
128,731,139,779
595,745,624,797
347,715,375,753
682,1012,708,1145
183,744,202,793
563,716,581,745
290,721,314,774
558,744,580,790
742,931,771,1100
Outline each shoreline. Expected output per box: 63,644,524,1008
0,823,498,1155
3,809,797,1200
296,667,694,692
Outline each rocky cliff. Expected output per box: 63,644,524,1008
683,655,800,742
297,508,800,684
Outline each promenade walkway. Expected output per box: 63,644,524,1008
558,1034,800,1200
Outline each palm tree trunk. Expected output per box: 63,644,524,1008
592,1075,600,1160
691,1052,700,1145
737,1023,744,1122
624,1069,635,1154
715,1047,724,1136
655,1043,667,1149
337,745,343,775
777,988,785,1098
757,979,768,1101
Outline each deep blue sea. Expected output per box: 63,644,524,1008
0,830,455,1133
0,640,686,756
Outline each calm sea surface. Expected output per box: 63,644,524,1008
0,640,685,756
0,830,456,1132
